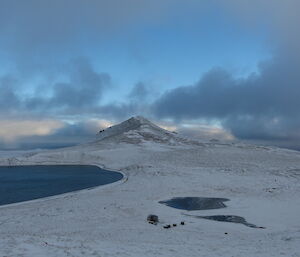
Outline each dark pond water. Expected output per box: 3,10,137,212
159,196,264,228
0,165,123,206
185,214,263,228
159,197,229,211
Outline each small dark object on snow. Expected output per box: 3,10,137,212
173,224,177,227
224,232,228,235
147,214,159,224
163,225,171,229
180,221,185,225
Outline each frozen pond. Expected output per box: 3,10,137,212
160,197,264,228
159,197,229,211
0,165,123,206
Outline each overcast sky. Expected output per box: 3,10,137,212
0,0,299,150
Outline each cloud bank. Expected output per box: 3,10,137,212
153,53,300,143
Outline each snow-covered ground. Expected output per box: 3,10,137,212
0,116,300,257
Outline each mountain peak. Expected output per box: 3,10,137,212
95,116,180,145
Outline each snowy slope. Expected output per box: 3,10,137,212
0,116,300,257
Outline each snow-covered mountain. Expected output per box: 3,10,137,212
95,116,184,145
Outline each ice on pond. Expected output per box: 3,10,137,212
159,197,229,211
160,197,265,228
187,215,264,228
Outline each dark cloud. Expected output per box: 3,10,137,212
0,76,21,111
0,58,111,117
88,82,156,120
153,53,300,144
49,58,111,110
